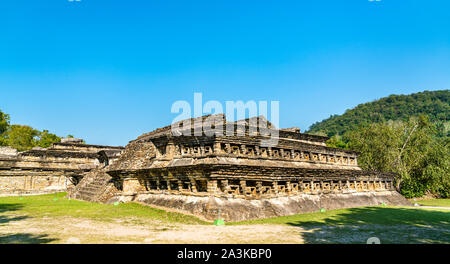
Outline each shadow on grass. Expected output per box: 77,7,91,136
287,207,450,244
0,203,29,225
0,202,56,244
0,233,56,244
0,203,24,213
0,215,29,225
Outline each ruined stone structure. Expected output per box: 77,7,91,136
2,114,408,221
0,140,124,196
99,114,409,221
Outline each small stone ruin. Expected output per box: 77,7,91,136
0,139,123,196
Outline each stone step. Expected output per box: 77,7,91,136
71,169,116,202
80,186,101,191
90,181,108,186
78,189,98,196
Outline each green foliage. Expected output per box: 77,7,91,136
346,121,400,173
418,137,450,198
0,109,9,135
0,109,10,146
36,130,61,148
316,91,449,198
401,178,427,198
307,90,450,137
0,108,64,151
3,125,40,151
2,126,63,151
326,135,349,149
345,116,449,198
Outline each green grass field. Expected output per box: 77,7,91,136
0,192,206,225
232,205,450,243
0,193,449,244
233,205,450,226
412,199,450,207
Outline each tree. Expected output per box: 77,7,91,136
346,115,449,197
0,108,68,150
0,109,9,135
326,134,349,149
346,121,399,175
3,125,40,151
0,109,10,146
36,130,61,148
413,137,450,198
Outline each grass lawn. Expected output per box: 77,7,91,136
0,193,449,244
232,205,450,244
411,199,450,207
233,205,450,226
0,192,206,225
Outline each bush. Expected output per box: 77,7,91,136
400,178,427,198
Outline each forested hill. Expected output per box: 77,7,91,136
307,90,450,137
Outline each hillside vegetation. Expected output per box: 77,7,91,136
307,90,449,137
307,90,449,198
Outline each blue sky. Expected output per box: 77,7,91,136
1,0,449,146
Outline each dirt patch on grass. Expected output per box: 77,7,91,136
151,224,304,244
1,210,448,244
0,212,304,244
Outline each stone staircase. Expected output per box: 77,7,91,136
68,168,119,203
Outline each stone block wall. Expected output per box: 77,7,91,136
0,173,72,195
0,142,123,196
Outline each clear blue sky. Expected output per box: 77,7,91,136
1,0,449,146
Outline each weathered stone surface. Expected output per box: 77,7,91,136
95,114,409,220
67,167,120,202
0,147,18,156
0,141,124,195
280,127,301,133
61,138,84,144
110,190,409,221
